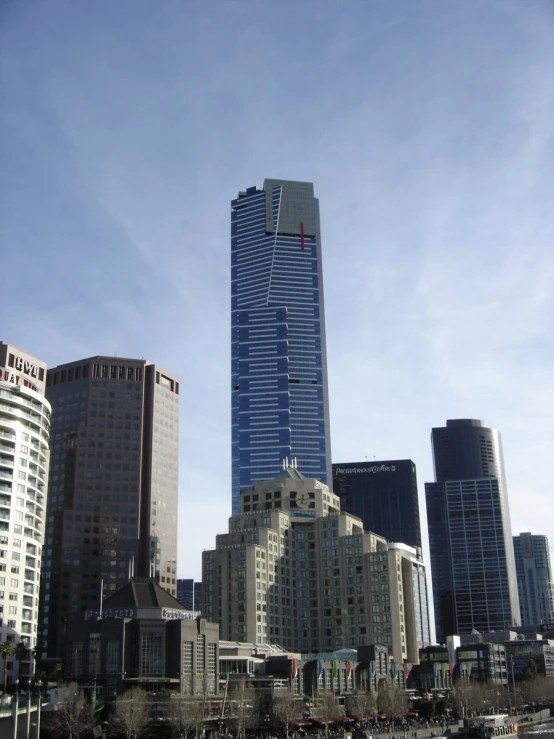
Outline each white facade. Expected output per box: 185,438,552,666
0,342,50,683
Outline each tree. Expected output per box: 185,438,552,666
0,641,15,693
14,642,29,680
319,689,341,739
273,690,301,739
518,660,538,683
376,677,407,718
520,676,554,706
44,682,94,739
229,681,257,739
166,694,207,739
449,682,485,717
349,689,377,721
111,687,151,739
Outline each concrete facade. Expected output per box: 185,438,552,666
203,465,430,663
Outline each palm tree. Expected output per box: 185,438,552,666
0,641,15,693
14,642,28,679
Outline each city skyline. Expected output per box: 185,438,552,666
2,1,553,586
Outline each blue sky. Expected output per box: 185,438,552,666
1,0,553,588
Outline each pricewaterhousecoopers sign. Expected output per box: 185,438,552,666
334,465,397,474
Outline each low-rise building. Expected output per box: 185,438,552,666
62,578,218,699
415,640,508,688
504,639,554,678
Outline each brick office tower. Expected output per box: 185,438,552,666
39,356,179,659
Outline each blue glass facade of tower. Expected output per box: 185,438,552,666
231,179,331,514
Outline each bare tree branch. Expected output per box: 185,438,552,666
110,687,151,739
44,682,94,739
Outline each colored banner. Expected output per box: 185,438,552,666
291,658,298,680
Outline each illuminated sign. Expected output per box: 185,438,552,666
334,465,396,474
88,609,135,620
163,609,200,620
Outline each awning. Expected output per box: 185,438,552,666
407,712,419,717
311,717,328,726
335,716,354,723
292,719,311,727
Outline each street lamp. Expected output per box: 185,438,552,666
12,679,19,739
26,679,32,739
36,680,42,739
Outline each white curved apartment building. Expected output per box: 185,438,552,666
0,342,50,683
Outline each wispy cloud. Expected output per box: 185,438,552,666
1,0,553,585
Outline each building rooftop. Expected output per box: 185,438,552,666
103,578,188,610
271,458,307,480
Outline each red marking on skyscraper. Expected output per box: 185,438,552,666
300,221,305,249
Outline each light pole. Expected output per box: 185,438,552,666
510,658,516,712
12,679,19,739
36,680,42,739
26,679,32,739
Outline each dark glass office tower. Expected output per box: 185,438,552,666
513,533,554,626
332,460,421,548
425,419,520,641
39,356,180,659
231,179,331,514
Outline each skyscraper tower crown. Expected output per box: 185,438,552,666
231,179,331,514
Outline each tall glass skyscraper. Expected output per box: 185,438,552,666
425,419,520,641
513,533,554,626
332,459,422,549
231,179,331,514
